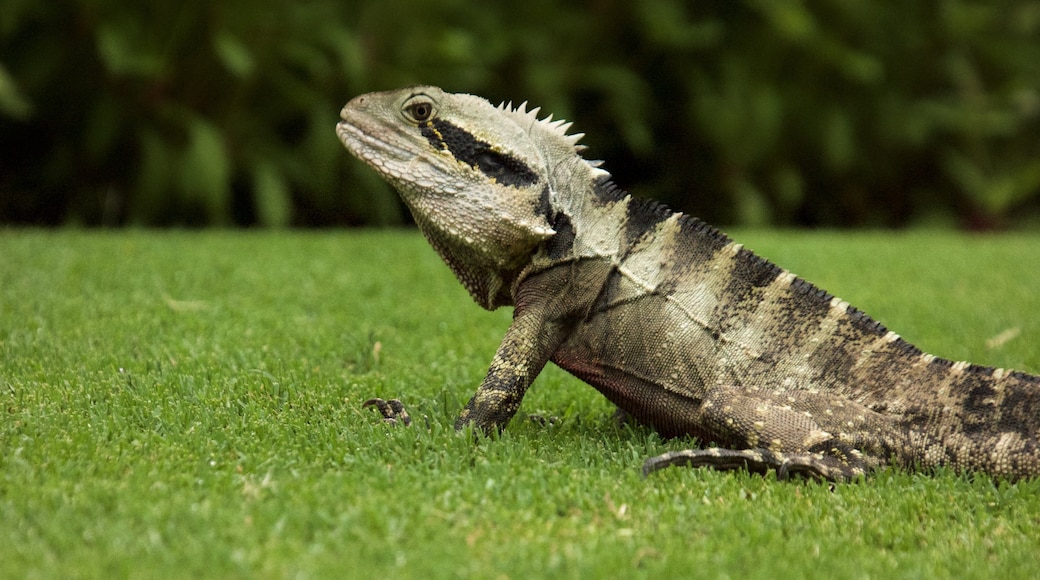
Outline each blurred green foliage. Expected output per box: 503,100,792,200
2,0,1039,227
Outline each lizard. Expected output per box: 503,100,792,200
335,85,1040,481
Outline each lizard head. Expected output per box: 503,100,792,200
337,86,595,308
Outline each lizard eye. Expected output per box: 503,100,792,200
403,97,435,123
409,103,432,121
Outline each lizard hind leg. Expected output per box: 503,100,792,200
640,385,878,482
642,440,868,482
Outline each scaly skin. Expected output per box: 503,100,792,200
337,86,1040,481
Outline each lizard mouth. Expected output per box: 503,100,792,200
335,118,417,169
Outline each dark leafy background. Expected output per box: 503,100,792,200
2,0,1039,228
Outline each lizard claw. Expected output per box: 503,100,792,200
362,397,413,426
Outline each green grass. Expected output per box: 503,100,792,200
2,229,1040,578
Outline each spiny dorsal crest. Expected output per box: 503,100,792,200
496,100,589,153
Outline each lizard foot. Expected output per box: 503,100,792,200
362,398,412,426
641,448,863,482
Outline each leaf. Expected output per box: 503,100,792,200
179,117,230,224
943,150,1040,216
213,31,256,79
733,178,772,227
95,20,164,77
135,128,172,223
253,162,292,227
0,62,31,119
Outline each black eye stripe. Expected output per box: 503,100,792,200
420,119,538,188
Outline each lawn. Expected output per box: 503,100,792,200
2,229,1040,578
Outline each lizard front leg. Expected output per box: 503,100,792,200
364,306,563,431
366,263,599,433
454,262,602,432
454,304,570,432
